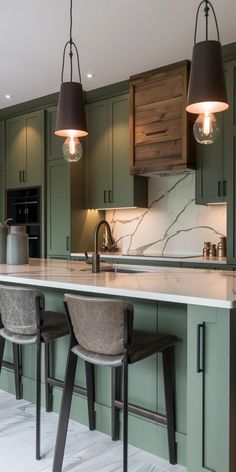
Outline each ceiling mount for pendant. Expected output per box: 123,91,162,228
55,0,87,162
186,0,229,145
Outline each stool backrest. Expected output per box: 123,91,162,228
64,294,133,356
0,285,44,335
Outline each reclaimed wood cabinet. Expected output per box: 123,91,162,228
5,110,44,189
129,60,195,175
85,91,148,209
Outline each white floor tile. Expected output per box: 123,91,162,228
0,390,186,472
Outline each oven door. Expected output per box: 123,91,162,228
27,225,41,258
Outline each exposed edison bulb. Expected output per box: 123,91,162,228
193,111,220,145
62,134,83,162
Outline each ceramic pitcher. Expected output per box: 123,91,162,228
6,225,29,265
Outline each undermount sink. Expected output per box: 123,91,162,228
101,266,148,274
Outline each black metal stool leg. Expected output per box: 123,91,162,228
85,361,96,430
112,366,122,440
12,343,22,400
36,339,42,460
162,346,177,465
44,342,53,412
52,349,77,472
123,359,128,472
0,337,5,374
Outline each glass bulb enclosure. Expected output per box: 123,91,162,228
193,111,220,144
62,135,83,162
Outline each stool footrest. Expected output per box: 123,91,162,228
114,399,167,425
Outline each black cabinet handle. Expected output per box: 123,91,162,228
218,181,222,197
197,323,205,373
108,190,113,203
104,190,108,204
19,170,22,183
66,236,70,251
23,170,27,182
223,180,227,197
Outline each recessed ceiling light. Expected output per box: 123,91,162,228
87,73,94,79
5,94,11,99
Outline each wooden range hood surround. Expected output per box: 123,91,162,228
129,60,196,175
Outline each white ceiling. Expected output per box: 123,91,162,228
0,0,235,109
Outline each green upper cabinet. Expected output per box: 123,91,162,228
0,121,5,222
225,58,236,263
5,110,44,189
46,106,64,160
85,92,148,209
195,62,230,204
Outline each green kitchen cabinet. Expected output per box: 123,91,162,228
225,58,236,263
195,63,230,204
46,106,64,160
187,305,236,472
46,157,104,258
47,159,70,257
85,93,148,209
5,110,44,189
0,121,5,222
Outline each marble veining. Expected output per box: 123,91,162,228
0,259,236,308
106,174,226,256
0,390,186,472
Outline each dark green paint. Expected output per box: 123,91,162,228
85,94,148,209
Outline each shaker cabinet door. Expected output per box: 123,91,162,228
85,100,109,209
187,305,232,472
6,116,25,189
47,159,70,257
6,111,44,189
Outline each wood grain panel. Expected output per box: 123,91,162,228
135,96,183,126
135,118,182,145
135,75,183,107
129,60,196,174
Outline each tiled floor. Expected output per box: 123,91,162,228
0,390,186,472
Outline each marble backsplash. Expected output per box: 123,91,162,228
106,173,227,256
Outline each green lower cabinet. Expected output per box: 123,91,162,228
85,93,148,209
187,305,236,472
47,159,70,257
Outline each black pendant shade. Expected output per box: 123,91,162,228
55,82,88,138
186,40,229,114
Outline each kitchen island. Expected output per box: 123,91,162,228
0,258,235,472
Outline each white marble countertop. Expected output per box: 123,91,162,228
0,258,236,309
70,252,228,264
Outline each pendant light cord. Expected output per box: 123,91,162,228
61,0,82,84
194,0,220,44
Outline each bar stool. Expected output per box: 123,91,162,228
52,294,179,472
0,284,70,460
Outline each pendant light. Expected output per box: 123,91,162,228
55,0,88,162
186,0,229,145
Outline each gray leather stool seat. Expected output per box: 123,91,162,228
52,294,179,472
0,284,70,460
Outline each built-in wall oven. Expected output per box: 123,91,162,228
7,187,41,258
